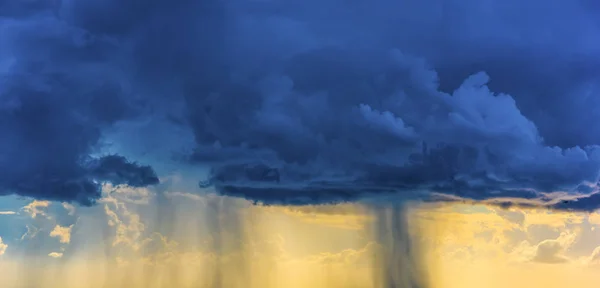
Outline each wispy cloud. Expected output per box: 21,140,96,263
20,224,39,241
22,200,50,219
62,203,76,216
48,252,63,258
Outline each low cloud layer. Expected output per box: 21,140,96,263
2,0,600,212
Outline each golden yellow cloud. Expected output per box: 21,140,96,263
50,224,73,244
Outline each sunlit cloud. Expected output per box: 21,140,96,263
412,203,600,288
22,201,51,219
50,224,73,244
48,252,63,258
1,188,600,288
0,184,424,287
0,237,7,256
262,204,374,230
103,199,146,251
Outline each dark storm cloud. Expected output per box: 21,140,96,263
3,0,600,211
184,0,600,211
0,1,158,206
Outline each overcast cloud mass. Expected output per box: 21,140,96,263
2,0,600,211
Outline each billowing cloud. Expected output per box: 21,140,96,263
175,0,600,210
0,3,159,206
530,234,574,264
3,0,600,212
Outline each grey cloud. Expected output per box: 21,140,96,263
0,2,158,206
532,239,569,264
141,0,600,211
3,0,600,212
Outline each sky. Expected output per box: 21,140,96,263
2,0,600,287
